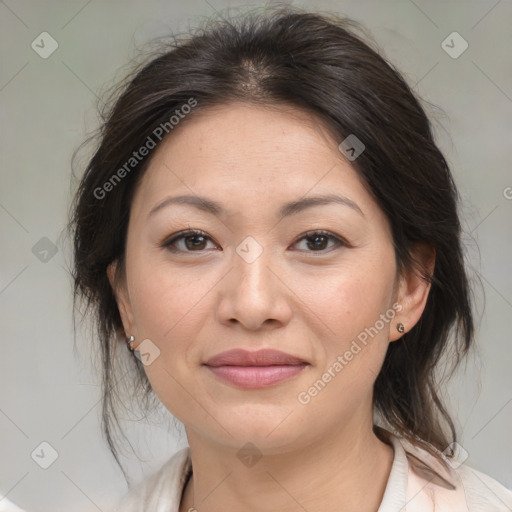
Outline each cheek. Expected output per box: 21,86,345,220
128,256,205,340
296,273,393,421
300,259,395,338
301,257,396,385
127,260,211,421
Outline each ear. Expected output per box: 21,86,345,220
107,260,136,339
389,242,436,342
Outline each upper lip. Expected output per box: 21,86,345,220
204,349,308,367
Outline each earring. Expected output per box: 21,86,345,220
127,335,135,351
396,323,405,333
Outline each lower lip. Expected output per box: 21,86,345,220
206,364,308,388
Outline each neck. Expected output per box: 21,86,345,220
179,424,394,512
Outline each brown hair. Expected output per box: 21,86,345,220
67,5,474,482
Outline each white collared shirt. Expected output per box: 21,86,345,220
113,431,512,511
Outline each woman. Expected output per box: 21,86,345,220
68,6,512,511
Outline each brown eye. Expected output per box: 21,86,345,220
184,234,207,250
292,230,344,252
163,230,218,252
162,229,346,254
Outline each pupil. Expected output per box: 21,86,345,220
308,235,326,250
187,235,206,250
183,234,328,251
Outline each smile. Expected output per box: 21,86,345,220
206,364,308,388
204,348,310,388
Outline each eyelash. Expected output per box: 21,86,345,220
162,229,348,254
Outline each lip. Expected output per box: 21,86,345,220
204,349,309,389
205,348,308,367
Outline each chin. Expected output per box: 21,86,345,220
197,404,308,452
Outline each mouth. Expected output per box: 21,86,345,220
203,348,309,389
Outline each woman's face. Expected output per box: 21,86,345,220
109,102,428,453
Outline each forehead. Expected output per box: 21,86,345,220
152,102,339,167
131,102,372,218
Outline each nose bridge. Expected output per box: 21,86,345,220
217,235,291,329
233,236,276,303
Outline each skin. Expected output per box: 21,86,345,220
108,102,435,512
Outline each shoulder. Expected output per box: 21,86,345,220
455,464,512,511
112,447,191,512
391,433,512,511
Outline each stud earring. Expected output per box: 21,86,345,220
397,323,405,333
127,335,135,351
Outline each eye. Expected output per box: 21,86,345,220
161,229,347,254
291,230,344,253
162,229,219,253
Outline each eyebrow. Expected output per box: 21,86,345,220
148,193,364,220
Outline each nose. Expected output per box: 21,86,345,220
216,244,293,332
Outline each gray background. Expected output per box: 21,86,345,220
1,0,511,511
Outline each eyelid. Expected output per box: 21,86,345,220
162,229,220,251
161,229,350,253
289,229,349,253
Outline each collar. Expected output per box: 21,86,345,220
377,428,459,511
172,429,460,512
